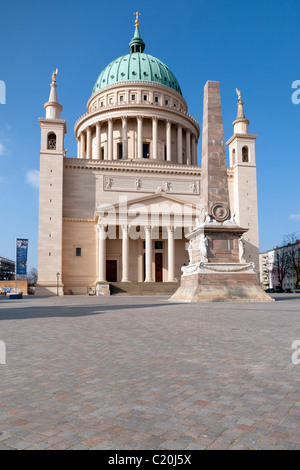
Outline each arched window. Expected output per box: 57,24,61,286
48,133,56,150
242,146,249,162
232,149,236,166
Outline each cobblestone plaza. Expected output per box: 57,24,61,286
0,295,300,450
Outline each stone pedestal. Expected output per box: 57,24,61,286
171,261,274,302
171,221,274,303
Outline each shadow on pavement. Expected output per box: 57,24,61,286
271,294,300,302
0,302,175,321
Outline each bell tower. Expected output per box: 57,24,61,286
226,90,259,269
36,70,67,295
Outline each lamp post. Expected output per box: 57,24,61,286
56,272,60,296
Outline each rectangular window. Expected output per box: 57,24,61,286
131,94,136,101
118,143,123,159
76,247,82,257
143,143,150,159
155,96,159,103
101,148,104,160
143,95,147,101
120,96,124,102
155,241,163,250
165,99,169,105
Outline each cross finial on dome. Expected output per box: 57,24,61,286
134,11,140,28
129,12,145,53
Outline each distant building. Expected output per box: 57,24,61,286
259,240,300,289
259,249,275,289
0,257,15,280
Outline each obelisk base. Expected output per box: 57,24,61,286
170,263,274,303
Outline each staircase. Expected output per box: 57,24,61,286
108,281,179,296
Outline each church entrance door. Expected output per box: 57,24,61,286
106,260,117,282
155,253,163,282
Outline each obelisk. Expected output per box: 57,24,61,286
171,81,273,302
200,81,230,223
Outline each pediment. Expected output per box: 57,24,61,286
95,193,199,227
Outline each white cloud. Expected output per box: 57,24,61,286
0,143,6,156
289,213,300,221
26,169,39,188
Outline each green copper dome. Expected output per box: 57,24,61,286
92,24,182,96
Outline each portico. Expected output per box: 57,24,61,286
96,194,196,284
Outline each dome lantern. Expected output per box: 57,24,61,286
129,12,145,53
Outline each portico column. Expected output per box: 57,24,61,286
77,139,80,158
166,120,172,162
144,226,153,282
108,118,113,160
97,224,107,282
177,125,183,164
122,117,128,160
121,225,130,282
152,117,158,159
191,135,196,165
95,122,101,160
167,226,176,282
137,116,143,159
186,130,191,165
86,127,92,159
80,132,85,158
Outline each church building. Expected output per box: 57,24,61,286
36,14,259,295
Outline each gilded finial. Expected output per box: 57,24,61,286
134,11,140,28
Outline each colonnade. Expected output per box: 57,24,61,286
97,225,177,283
77,117,197,165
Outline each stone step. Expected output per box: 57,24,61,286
108,282,179,296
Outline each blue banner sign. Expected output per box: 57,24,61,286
16,239,28,276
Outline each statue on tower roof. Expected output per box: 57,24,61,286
236,88,242,102
52,68,58,83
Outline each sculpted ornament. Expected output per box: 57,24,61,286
105,177,112,189
199,207,206,224
200,234,208,262
205,212,212,223
211,203,230,222
52,68,58,83
164,181,171,192
188,240,193,265
236,88,242,102
239,235,246,263
191,182,197,193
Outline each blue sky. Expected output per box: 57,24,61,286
0,0,299,269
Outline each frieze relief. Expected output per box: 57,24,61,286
102,175,200,195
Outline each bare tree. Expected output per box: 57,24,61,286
27,267,38,286
283,233,300,288
272,245,290,289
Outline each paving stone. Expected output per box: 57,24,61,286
1,294,300,450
